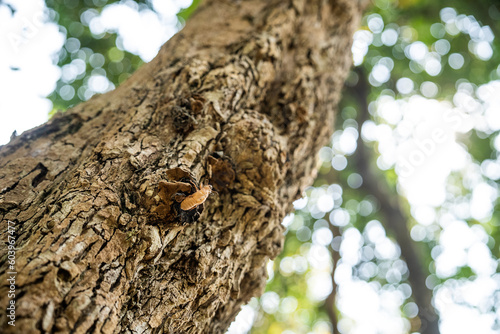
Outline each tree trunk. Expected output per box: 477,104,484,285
0,1,361,333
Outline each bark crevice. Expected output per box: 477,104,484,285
0,1,361,333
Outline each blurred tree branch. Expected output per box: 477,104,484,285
349,67,440,334
325,223,341,334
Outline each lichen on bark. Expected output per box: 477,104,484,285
0,1,361,333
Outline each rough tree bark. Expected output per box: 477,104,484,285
0,1,361,333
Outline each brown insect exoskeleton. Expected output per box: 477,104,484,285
180,184,213,211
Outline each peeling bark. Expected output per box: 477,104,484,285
0,1,361,333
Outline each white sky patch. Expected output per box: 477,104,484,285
435,219,496,281
436,288,498,334
316,194,334,212
407,41,428,61
396,77,414,94
0,0,64,144
477,80,500,132
469,182,497,221
436,220,474,277
312,227,333,246
381,28,398,46
370,63,391,85
352,30,373,66
364,220,386,243
307,244,331,270
92,1,180,62
372,96,475,206
377,95,402,124
226,304,257,334
467,243,497,277
307,271,333,301
412,205,436,226
0,0,189,145
338,127,359,155
337,281,409,334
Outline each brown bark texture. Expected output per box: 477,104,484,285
0,1,361,333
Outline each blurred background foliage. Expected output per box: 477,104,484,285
41,0,200,114
46,0,144,112
235,1,500,334
4,0,500,333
